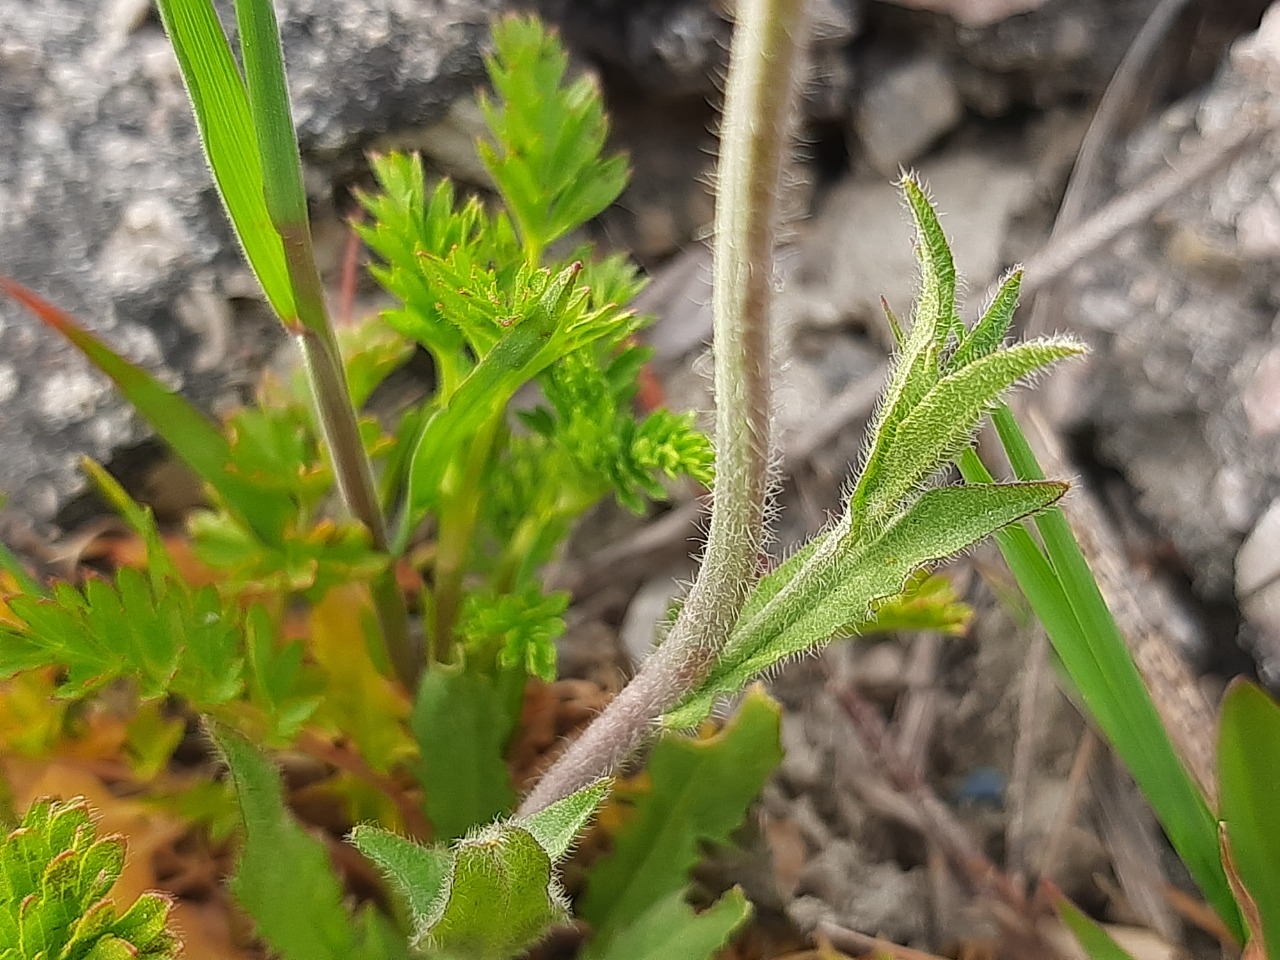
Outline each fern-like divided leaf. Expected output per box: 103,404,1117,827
356,13,713,588
0,797,179,960
479,15,628,260
666,177,1086,727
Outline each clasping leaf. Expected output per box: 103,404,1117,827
667,176,1085,727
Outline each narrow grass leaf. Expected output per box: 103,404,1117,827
1056,898,1140,960
0,278,290,541
153,0,293,318
1219,680,1280,960
233,0,308,232
212,724,360,960
967,406,1240,938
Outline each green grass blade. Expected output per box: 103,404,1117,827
153,0,293,320
1056,897,1140,960
961,407,1240,938
233,0,308,234
0,278,288,542
1218,680,1280,960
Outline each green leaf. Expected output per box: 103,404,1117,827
0,798,179,960
583,888,751,960
395,262,587,549
580,689,781,953
411,664,517,841
151,0,293,319
1219,680,1280,960
860,571,972,636
856,339,1083,528
233,0,309,242
1055,898,1140,960
0,279,292,543
479,16,628,259
949,268,1021,371
348,826,450,932
0,553,246,709
668,482,1066,727
431,825,566,959
355,819,570,960
212,724,363,960
960,406,1240,937
900,176,957,351
521,780,611,861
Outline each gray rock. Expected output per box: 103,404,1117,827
802,147,1033,330
1055,10,1280,607
0,0,495,535
854,54,962,174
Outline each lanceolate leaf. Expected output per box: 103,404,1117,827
949,268,1022,371
521,780,611,861
855,340,1082,527
0,278,292,542
213,725,365,960
668,482,1066,727
901,176,957,347
348,826,450,932
152,0,293,318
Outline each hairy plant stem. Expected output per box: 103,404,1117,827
518,0,808,816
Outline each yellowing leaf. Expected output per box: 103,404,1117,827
309,584,412,773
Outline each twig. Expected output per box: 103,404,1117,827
892,631,941,782
815,923,949,960
1036,729,1096,887
1091,749,1179,938
1024,0,1196,329
1014,119,1262,300
832,682,1025,910
1005,628,1050,891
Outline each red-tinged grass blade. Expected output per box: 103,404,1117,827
959,407,1241,940
153,0,294,322
1218,680,1280,960
0,278,288,542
